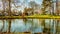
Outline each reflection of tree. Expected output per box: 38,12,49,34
23,7,33,25
0,0,10,33
0,20,4,32
28,1,41,32
42,0,52,33
8,0,11,33
56,0,59,33
0,0,6,33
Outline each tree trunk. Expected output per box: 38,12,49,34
8,0,11,33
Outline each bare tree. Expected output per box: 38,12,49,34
29,1,40,15
42,0,52,33
8,0,11,33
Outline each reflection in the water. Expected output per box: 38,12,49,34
0,19,60,33
0,20,9,32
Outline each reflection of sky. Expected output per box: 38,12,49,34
0,19,58,33
11,19,44,32
0,19,44,32
0,20,9,32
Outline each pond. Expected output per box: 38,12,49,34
0,19,60,33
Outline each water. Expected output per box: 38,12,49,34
0,19,59,33
0,19,44,33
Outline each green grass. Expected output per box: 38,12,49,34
0,15,60,19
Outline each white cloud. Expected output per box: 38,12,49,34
30,0,34,1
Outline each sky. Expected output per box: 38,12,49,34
0,0,43,12
16,0,43,12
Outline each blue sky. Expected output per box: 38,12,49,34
0,0,43,11
17,0,43,12
35,0,43,4
19,0,43,5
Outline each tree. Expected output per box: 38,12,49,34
29,1,40,15
56,0,59,34
42,0,52,33
2,0,9,16
8,0,11,33
11,0,21,16
23,7,33,25
42,0,52,15
29,1,39,9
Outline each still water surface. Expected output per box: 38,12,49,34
0,19,57,33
